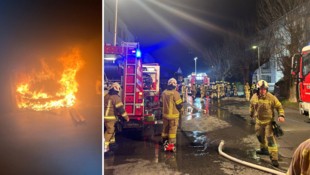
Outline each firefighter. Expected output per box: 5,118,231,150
216,81,221,99
104,82,130,152
191,83,197,99
250,82,256,97
244,82,250,101
181,83,187,102
232,83,238,96
287,138,310,175
226,82,231,97
161,78,183,152
200,84,206,101
249,80,285,167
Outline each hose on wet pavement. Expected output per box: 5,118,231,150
218,140,286,175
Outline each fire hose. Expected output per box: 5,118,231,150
218,140,286,175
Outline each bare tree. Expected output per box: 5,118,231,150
203,21,258,83
203,43,232,81
256,0,309,102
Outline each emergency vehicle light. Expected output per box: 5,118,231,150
104,54,116,61
136,49,141,58
144,67,156,72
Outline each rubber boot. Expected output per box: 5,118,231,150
256,148,269,155
271,160,279,167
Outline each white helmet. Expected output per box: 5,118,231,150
256,80,269,89
110,82,121,92
168,78,177,86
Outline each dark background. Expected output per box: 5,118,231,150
118,0,257,77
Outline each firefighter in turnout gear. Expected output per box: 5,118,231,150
287,138,310,175
161,78,183,152
181,83,187,102
249,80,285,167
216,81,221,99
226,82,231,97
104,82,130,153
200,84,206,101
232,83,238,96
244,82,250,101
191,83,197,99
211,82,217,99
251,82,256,97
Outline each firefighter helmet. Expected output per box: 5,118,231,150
110,82,121,92
256,80,269,89
168,78,177,86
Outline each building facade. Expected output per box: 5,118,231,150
252,1,310,93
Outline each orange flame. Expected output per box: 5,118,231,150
15,49,84,111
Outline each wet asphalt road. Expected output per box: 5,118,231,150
104,97,289,175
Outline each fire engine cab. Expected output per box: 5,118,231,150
184,73,210,95
291,45,310,119
185,73,210,87
104,42,161,129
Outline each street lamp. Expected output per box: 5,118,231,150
194,57,198,75
113,0,119,46
252,46,261,81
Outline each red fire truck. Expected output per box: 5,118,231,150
104,42,161,129
186,73,210,87
291,45,310,119
184,73,210,95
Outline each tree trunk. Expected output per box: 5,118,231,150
288,83,297,102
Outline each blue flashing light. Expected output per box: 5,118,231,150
136,49,141,58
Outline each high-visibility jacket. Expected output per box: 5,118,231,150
200,85,206,94
181,85,187,94
104,94,128,120
161,89,183,119
244,84,250,92
287,139,310,175
250,92,284,124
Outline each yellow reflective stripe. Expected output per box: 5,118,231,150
164,114,179,118
256,118,271,124
258,100,271,104
104,100,112,117
302,148,309,157
121,112,128,117
268,146,278,152
104,116,116,120
104,142,110,146
165,116,179,119
169,134,176,139
169,97,173,115
176,99,182,105
115,102,123,108
278,109,285,116
275,101,282,106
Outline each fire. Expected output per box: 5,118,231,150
15,49,84,111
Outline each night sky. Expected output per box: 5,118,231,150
0,0,101,111
117,0,257,77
